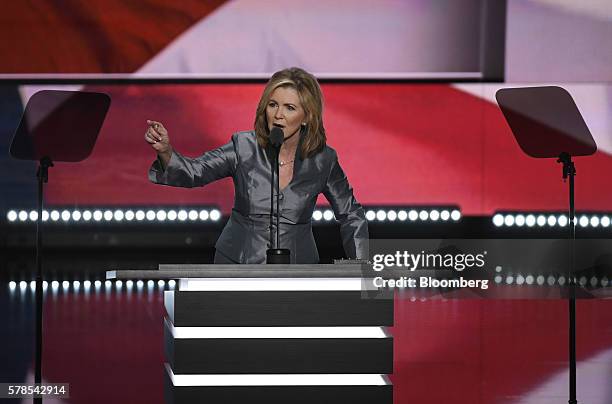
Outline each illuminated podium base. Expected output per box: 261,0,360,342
109,264,393,404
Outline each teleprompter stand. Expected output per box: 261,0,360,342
10,90,110,403
496,86,597,404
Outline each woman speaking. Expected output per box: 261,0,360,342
145,67,368,264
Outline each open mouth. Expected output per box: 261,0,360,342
272,123,285,128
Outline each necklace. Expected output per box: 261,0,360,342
279,159,295,167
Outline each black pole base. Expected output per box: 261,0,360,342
266,249,291,264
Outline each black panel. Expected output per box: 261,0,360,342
170,291,394,326
164,373,393,404
480,0,507,81
165,328,392,374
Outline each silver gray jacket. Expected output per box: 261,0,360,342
149,131,369,263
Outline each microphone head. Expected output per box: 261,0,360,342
269,126,284,148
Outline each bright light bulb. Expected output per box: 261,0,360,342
7,210,17,222
451,210,461,221
167,210,177,221
429,210,440,221
114,210,124,221
210,209,221,221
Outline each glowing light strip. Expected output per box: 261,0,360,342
165,364,389,386
492,212,611,228
6,208,221,223
364,208,461,222
6,208,465,223
179,278,367,291
167,322,388,339
7,279,177,293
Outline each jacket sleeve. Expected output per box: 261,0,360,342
148,139,237,188
322,151,369,259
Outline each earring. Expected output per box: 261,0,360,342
301,122,306,127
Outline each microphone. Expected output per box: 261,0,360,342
269,126,284,148
266,126,290,264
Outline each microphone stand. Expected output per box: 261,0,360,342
275,152,281,250
266,128,291,264
269,147,276,249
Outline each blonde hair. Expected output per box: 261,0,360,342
254,67,326,158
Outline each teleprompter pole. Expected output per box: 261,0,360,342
557,152,577,404
35,156,52,404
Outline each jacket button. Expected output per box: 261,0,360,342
279,193,284,200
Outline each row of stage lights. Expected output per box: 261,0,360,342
489,265,610,288
9,209,609,228
492,213,611,228
8,279,175,293
6,209,222,223
492,274,609,288
6,208,461,224
7,275,609,292
314,208,461,222
363,209,461,222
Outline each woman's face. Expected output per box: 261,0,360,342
266,86,306,138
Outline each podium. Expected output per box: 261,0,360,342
107,265,394,404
